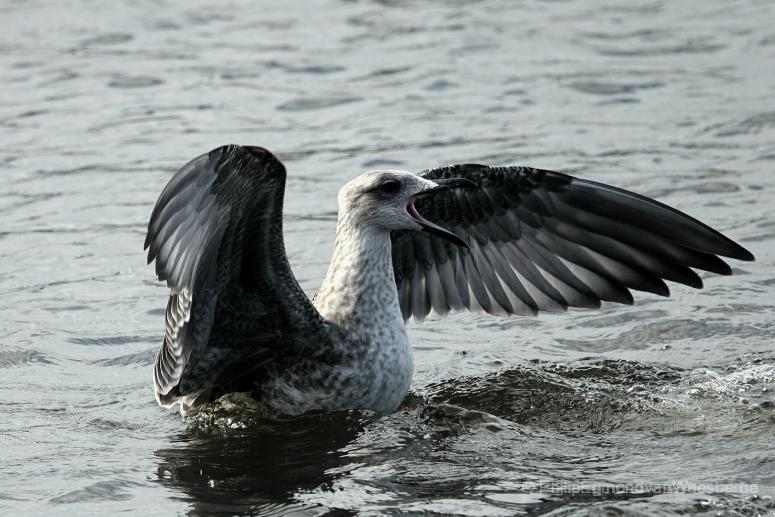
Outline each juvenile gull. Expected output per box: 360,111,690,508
145,145,754,415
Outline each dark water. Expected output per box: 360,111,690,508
2,0,774,515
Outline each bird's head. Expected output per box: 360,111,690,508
338,170,476,247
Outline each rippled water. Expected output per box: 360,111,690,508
2,0,774,515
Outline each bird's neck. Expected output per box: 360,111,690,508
314,215,405,337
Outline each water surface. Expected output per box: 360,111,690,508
1,0,774,515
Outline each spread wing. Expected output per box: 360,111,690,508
145,145,326,410
391,164,754,321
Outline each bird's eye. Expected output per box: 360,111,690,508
378,180,401,194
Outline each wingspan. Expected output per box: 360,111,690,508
391,164,754,321
145,145,325,410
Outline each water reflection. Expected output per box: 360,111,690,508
155,409,364,515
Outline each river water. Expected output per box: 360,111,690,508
2,0,774,515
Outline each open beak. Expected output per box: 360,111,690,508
407,177,478,248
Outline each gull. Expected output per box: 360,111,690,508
144,144,754,416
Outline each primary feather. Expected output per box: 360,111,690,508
390,164,753,321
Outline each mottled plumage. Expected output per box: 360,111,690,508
145,145,753,416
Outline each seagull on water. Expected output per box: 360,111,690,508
145,144,754,416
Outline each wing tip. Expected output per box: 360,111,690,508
730,246,755,262
707,236,754,263
220,144,286,176
714,259,733,276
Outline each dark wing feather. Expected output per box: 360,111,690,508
145,145,327,410
391,164,754,321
